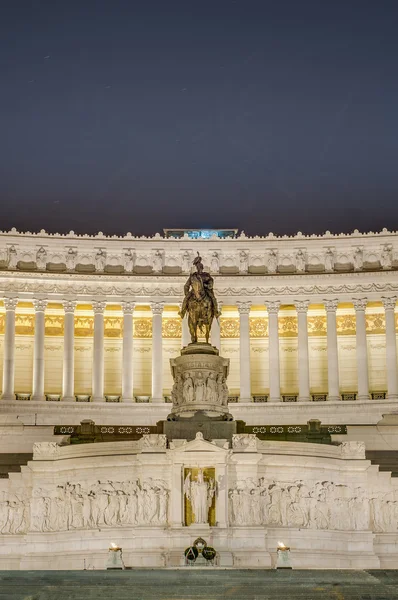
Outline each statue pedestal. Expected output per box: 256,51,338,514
164,343,236,441
169,347,230,420
164,417,237,443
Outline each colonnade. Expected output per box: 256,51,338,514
1,297,397,402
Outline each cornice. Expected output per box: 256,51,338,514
0,227,397,241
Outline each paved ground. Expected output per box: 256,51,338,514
1,569,398,600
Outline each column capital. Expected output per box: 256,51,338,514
236,301,251,315
121,301,136,315
266,300,280,315
32,298,48,313
62,299,77,314
352,298,367,312
92,300,106,314
3,297,18,311
324,299,339,312
295,299,310,313
151,302,164,315
382,296,397,311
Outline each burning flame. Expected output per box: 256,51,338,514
277,541,286,549
110,542,118,549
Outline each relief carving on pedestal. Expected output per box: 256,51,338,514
228,478,376,531
0,478,170,535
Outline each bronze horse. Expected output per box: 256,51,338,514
186,272,215,343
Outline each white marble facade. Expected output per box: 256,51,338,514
0,228,397,427
0,434,397,569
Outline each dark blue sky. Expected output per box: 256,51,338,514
1,1,398,236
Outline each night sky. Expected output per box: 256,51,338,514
1,1,398,237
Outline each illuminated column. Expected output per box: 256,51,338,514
31,298,48,401
62,299,76,401
324,299,340,401
353,298,370,401
92,300,106,402
122,301,135,402
237,301,252,402
151,302,164,402
296,300,310,402
1,297,18,400
210,302,223,350
267,301,281,403
382,297,398,400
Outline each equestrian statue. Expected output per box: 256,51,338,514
179,253,221,344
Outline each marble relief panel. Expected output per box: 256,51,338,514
74,316,94,337
162,318,182,339
45,315,64,336
133,318,152,338
15,314,35,335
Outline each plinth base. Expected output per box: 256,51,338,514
164,416,237,442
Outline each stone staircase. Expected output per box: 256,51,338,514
1,570,398,600
366,451,398,477
0,453,32,479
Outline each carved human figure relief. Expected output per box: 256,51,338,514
239,251,249,274
182,372,194,402
66,248,77,271
8,245,18,269
267,250,277,273
324,248,335,271
380,244,393,269
124,249,134,272
95,249,106,271
184,469,215,525
153,250,163,272
181,251,191,273
295,249,306,272
353,247,363,270
36,247,47,270
205,372,218,403
210,252,219,273
194,372,206,403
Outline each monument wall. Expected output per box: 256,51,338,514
0,435,397,570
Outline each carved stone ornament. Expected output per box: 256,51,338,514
32,298,48,313
340,441,366,459
92,300,107,314
266,300,280,315
62,299,77,314
382,296,397,311
232,433,257,451
33,442,61,458
139,434,167,451
151,302,164,315
352,298,368,312
121,301,135,315
323,298,339,312
236,301,251,315
295,299,310,313
228,477,372,531
169,353,230,419
3,296,18,311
